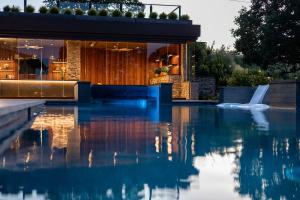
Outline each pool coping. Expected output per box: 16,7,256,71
0,100,46,117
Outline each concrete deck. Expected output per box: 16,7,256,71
0,100,45,117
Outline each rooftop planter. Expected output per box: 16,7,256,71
0,10,193,25
1,4,192,22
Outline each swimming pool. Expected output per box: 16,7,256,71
0,102,299,200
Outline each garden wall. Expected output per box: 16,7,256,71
219,80,300,110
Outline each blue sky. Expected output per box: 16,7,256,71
0,0,249,48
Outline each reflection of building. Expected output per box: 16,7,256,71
0,7,200,99
0,104,198,199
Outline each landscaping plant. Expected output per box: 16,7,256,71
24,5,35,13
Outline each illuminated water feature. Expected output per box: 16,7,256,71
0,102,300,200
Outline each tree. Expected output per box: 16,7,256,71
232,0,300,68
193,42,234,86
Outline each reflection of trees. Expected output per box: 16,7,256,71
186,106,300,200
237,135,300,200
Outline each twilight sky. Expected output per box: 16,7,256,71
0,0,250,48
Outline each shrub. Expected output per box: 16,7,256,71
266,62,300,80
88,8,97,16
98,9,108,16
125,11,132,18
39,6,48,14
25,5,35,13
180,14,190,20
161,66,169,73
64,8,73,15
159,12,167,19
3,5,10,12
49,6,60,14
149,12,158,19
11,6,20,13
227,70,269,87
137,12,145,18
168,12,178,20
154,68,161,75
75,8,84,15
112,9,122,17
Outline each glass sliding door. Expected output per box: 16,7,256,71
0,37,75,99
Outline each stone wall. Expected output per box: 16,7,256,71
66,41,81,80
191,77,216,100
150,75,188,99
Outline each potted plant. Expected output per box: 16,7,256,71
154,67,161,77
159,12,167,19
64,8,73,15
11,6,20,13
49,6,60,14
149,12,158,19
112,9,122,17
161,66,169,76
180,14,190,20
24,5,35,13
88,8,97,16
99,9,108,16
137,12,145,18
75,8,84,15
39,6,48,14
3,5,11,12
168,12,178,20
125,11,133,18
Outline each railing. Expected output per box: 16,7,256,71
23,0,181,17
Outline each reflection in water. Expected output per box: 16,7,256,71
250,110,269,131
0,103,299,200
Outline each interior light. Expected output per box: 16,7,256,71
168,54,173,57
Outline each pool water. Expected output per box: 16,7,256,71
0,103,300,200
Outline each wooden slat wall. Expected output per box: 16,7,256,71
81,48,148,85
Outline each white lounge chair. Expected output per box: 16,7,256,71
217,85,270,111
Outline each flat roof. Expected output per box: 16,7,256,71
0,12,200,43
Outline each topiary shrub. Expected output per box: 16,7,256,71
75,8,84,15
88,8,97,16
149,12,158,19
25,5,35,13
11,6,20,13
125,11,132,18
3,5,11,12
64,8,73,15
159,12,167,19
39,6,48,14
49,6,60,14
98,9,108,16
168,12,178,20
137,12,145,18
112,9,122,17
180,14,190,20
